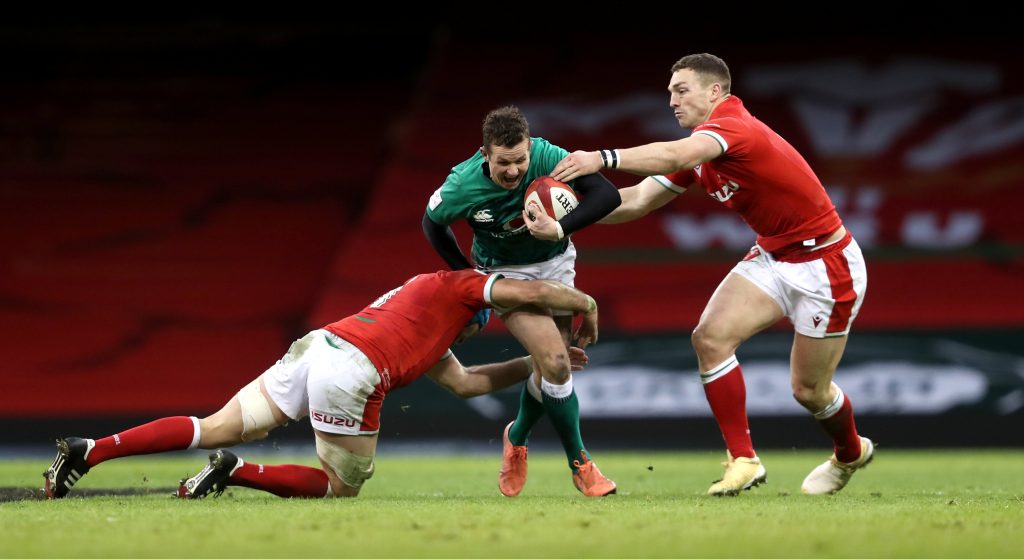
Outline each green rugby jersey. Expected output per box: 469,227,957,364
425,137,572,267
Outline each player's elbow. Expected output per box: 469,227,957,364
421,211,436,233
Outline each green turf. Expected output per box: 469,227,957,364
2,449,1022,559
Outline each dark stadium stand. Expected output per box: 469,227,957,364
1,24,1020,447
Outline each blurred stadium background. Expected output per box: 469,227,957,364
2,20,1021,453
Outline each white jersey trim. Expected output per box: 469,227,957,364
651,175,687,194
694,130,729,153
483,273,502,305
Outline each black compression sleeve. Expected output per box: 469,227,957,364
558,172,622,235
422,212,473,270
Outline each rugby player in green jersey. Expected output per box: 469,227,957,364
423,106,621,497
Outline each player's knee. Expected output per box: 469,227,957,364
791,379,829,409
327,477,362,498
532,350,570,383
691,323,734,361
316,436,375,496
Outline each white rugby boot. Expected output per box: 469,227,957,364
801,436,875,495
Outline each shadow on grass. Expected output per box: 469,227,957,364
1,486,179,502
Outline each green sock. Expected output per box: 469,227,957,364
508,382,545,446
542,389,588,470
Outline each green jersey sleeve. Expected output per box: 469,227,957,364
425,157,481,226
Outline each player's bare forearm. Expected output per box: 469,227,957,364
490,279,599,344
509,280,594,315
459,358,534,397
533,281,600,347
428,347,592,398
552,135,719,182
428,356,531,398
601,186,651,224
617,136,715,176
600,178,681,224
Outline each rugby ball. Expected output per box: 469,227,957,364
524,176,579,221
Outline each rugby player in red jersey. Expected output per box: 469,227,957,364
543,53,873,496
43,270,605,499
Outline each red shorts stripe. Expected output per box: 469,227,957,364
823,250,856,333
360,383,386,433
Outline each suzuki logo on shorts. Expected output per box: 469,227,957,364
310,411,358,428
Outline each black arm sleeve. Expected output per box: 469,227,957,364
558,172,622,236
422,212,473,270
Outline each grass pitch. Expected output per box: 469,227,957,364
1,449,1022,559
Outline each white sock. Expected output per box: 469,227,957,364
700,355,739,385
541,377,573,400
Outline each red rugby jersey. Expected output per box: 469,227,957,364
660,96,842,252
325,269,499,392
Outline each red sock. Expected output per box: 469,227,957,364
229,462,331,498
86,416,197,467
817,393,861,463
702,357,755,459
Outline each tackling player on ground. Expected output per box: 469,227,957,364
423,106,621,496
43,271,601,499
545,53,874,496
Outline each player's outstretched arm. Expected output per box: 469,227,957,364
426,353,530,398
490,279,599,347
601,176,683,224
427,348,590,398
552,134,723,182
613,134,722,176
490,278,593,315
422,212,473,270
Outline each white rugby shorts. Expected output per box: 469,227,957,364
731,236,867,338
260,329,384,435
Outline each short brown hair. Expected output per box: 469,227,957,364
671,53,731,94
482,106,530,152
